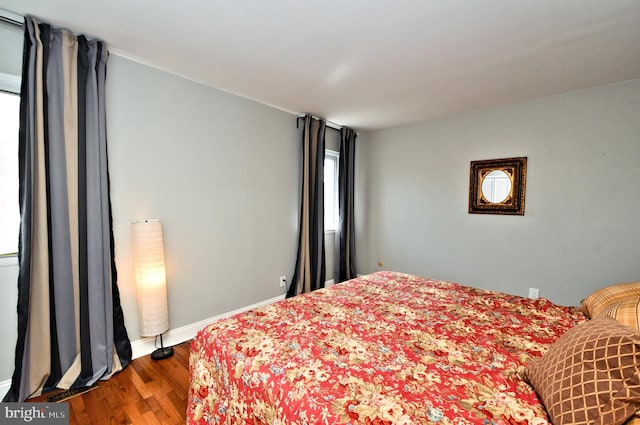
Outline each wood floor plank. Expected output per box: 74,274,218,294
155,391,184,425
68,396,92,424
129,363,156,400
124,402,157,425
29,341,191,425
165,387,188,420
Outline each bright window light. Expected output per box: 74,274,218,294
0,90,20,255
324,150,339,231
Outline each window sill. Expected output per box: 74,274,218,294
0,255,18,267
324,229,336,235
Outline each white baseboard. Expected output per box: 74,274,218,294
0,294,286,399
131,294,285,359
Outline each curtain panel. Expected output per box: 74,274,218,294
3,17,131,402
286,115,326,298
335,128,357,282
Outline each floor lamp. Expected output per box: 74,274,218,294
132,219,174,360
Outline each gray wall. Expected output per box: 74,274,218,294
356,79,640,306
107,54,300,341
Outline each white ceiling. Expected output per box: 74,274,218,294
1,1,639,130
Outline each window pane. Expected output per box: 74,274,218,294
324,151,339,231
324,157,335,229
0,91,20,255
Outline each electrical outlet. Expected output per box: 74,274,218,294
528,288,540,299
279,276,287,288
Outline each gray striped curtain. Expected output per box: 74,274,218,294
335,128,357,282
3,17,131,402
286,115,326,298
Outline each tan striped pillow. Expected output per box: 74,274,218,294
523,317,640,425
598,298,640,331
581,282,640,318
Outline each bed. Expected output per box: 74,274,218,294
187,271,598,424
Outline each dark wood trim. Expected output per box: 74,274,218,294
469,157,527,215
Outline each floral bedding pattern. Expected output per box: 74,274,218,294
188,271,586,425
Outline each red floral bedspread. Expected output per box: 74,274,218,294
187,271,586,424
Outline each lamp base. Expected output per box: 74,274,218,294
151,346,174,360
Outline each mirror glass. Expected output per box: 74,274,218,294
481,170,512,203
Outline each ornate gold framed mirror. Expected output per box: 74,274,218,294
468,157,527,215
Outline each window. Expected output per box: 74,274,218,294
324,150,339,231
0,81,20,257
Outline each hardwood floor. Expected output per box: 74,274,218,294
31,341,191,425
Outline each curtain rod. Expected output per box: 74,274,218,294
296,114,342,131
0,11,23,28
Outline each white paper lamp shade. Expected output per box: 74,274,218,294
132,219,169,337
